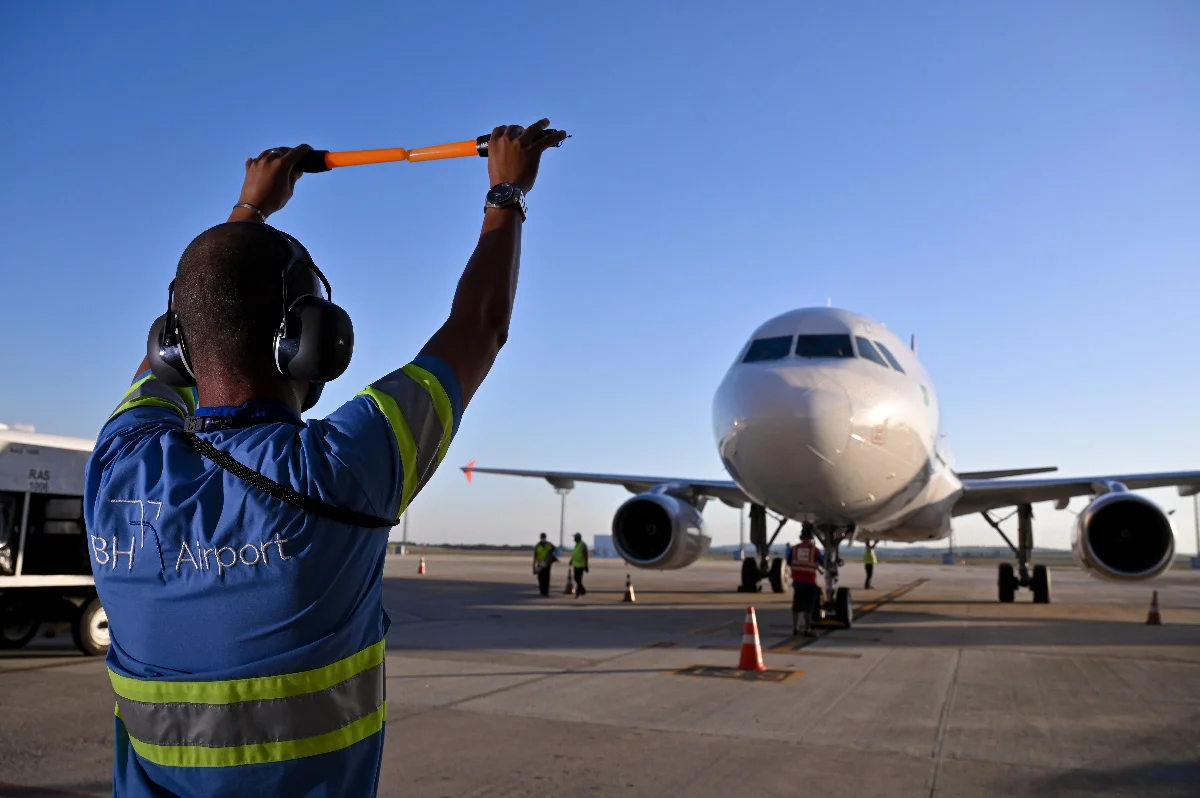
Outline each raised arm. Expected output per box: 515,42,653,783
130,145,313,381
419,119,567,407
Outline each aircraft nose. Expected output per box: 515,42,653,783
714,365,857,515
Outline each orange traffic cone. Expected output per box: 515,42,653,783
1146,591,1162,625
564,569,575,595
737,607,767,672
623,574,636,603
417,557,426,575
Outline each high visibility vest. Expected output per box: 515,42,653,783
863,547,878,565
789,541,820,585
108,639,386,768
534,541,555,565
571,542,588,568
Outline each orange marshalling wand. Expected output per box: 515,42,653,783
297,129,568,173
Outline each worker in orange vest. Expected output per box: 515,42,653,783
789,526,825,637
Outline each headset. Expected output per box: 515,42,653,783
146,226,354,412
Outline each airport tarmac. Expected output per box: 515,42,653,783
1,556,1198,797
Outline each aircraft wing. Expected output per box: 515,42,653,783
462,463,749,507
954,470,1200,516
954,467,1057,480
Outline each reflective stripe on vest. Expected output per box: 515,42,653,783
109,639,386,768
359,364,456,518
111,373,198,420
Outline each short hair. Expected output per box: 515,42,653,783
539,533,547,540
800,527,814,540
173,222,294,377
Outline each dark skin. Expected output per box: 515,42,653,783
135,121,567,415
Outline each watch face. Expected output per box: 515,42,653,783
488,184,515,204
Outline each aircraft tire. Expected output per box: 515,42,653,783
768,557,786,593
835,587,853,628
0,597,40,650
72,597,110,657
1031,565,1051,605
998,563,1017,603
739,557,760,593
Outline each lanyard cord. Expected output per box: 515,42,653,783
183,429,399,529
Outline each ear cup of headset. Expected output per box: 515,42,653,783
147,312,197,387
274,296,354,383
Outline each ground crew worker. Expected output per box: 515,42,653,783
570,532,589,598
790,527,825,637
863,540,878,589
83,120,566,797
533,533,557,596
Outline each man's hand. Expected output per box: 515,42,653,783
234,144,314,220
487,119,568,193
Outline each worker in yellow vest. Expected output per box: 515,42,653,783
532,533,558,596
863,541,878,589
570,533,589,598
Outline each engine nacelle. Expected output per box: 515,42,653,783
1073,492,1175,581
612,493,711,570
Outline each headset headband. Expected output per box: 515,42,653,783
146,224,355,409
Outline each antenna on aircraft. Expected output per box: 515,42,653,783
910,334,918,353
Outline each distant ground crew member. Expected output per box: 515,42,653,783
533,533,557,596
83,120,566,797
570,532,589,598
863,540,878,589
790,527,825,637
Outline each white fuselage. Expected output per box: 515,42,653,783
712,308,963,542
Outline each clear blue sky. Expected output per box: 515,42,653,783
2,2,1198,552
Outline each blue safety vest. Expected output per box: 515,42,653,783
84,356,461,797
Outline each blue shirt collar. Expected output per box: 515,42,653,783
192,400,303,427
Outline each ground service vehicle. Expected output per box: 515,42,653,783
0,425,106,655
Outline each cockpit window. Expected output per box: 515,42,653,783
795,334,854,358
874,341,906,373
855,337,889,368
742,335,793,363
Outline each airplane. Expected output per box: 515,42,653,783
463,307,1196,627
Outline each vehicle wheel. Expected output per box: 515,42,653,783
72,598,110,656
768,557,787,593
998,563,1017,603
1031,565,1051,605
0,597,40,649
835,587,853,628
739,557,760,592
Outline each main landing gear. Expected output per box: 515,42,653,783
738,507,856,629
739,505,789,594
982,504,1051,604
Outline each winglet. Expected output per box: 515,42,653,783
910,334,918,353
463,459,476,484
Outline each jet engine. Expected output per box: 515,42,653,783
1072,492,1175,581
612,493,711,570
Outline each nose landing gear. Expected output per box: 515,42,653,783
737,506,856,629
815,523,856,629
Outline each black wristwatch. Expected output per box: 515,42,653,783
485,183,527,221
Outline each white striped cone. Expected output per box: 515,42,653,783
737,606,766,672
